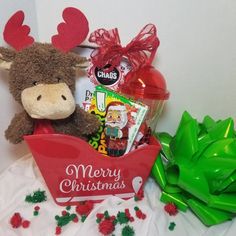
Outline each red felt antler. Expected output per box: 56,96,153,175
51,7,89,52
3,11,34,51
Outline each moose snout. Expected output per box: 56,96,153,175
36,94,67,102
21,83,76,119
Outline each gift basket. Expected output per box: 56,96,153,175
0,7,169,206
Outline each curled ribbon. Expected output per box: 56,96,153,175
152,111,236,226
88,24,160,71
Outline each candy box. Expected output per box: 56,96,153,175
88,85,149,157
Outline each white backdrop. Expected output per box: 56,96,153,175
0,0,38,172
0,0,236,172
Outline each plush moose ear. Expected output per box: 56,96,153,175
0,47,16,70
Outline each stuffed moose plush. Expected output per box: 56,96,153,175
0,8,100,144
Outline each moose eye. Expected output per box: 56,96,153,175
33,81,38,86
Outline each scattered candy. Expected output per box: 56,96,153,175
33,211,39,216
104,210,110,219
96,213,105,220
25,189,47,203
54,209,78,236
22,220,30,228
117,211,129,224
168,222,176,231
124,209,134,222
10,212,30,229
99,218,115,235
164,203,178,216
34,206,40,211
134,189,144,201
33,205,40,216
55,226,62,235
56,212,77,227
134,206,146,219
72,216,79,223
116,209,135,224
96,210,117,235
10,212,22,228
81,215,87,222
61,210,68,216
122,225,135,236
75,200,94,222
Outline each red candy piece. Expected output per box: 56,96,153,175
125,208,135,222
125,209,131,217
164,203,178,216
96,213,104,219
55,226,62,235
76,201,94,216
129,216,135,222
61,210,68,216
73,216,79,223
22,220,30,228
10,212,22,228
34,206,40,211
135,210,143,219
141,213,146,219
99,219,115,235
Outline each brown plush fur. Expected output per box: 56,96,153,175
0,43,100,144
2,43,86,103
5,111,34,144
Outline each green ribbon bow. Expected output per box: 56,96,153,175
152,111,236,226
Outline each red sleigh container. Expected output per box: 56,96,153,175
24,123,161,206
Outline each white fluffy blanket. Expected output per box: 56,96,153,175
0,155,235,236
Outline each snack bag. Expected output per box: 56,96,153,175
88,85,148,157
74,46,131,111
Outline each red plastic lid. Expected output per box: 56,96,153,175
120,65,169,100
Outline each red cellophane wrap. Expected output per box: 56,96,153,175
88,24,159,71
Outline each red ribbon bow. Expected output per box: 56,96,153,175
88,24,159,71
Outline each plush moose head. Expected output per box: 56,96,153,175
0,8,100,144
